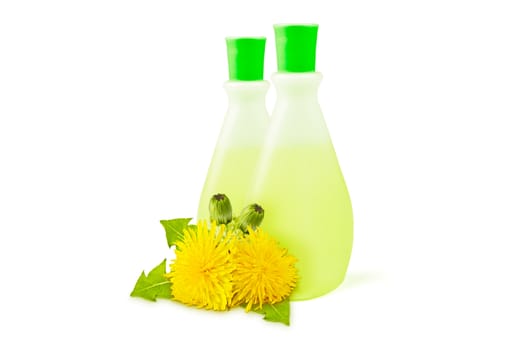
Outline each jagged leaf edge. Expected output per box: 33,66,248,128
252,299,291,326
160,218,192,247
130,259,171,301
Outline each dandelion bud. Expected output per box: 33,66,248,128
209,193,233,225
237,203,264,233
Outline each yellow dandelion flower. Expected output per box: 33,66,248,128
166,221,235,311
232,227,298,311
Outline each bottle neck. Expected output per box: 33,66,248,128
224,81,269,107
268,72,329,146
272,72,322,104
219,80,270,149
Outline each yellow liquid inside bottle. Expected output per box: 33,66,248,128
247,72,353,300
249,144,353,300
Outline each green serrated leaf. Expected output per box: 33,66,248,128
130,259,171,301
253,299,291,326
160,218,192,247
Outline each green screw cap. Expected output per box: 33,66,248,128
274,24,318,73
226,37,266,81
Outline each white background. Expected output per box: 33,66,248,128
1,0,522,348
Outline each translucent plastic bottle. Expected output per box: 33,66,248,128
197,38,269,220
247,25,353,300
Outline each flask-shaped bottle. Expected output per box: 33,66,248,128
247,25,353,300
197,38,269,220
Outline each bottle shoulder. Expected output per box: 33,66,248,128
271,72,322,95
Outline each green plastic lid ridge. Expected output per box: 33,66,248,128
274,24,318,73
226,37,266,81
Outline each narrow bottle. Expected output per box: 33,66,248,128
247,25,353,300
197,38,269,220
